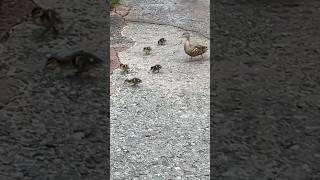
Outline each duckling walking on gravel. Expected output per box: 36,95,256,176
143,47,152,55
44,50,103,76
31,6,62,37
124,78,142,86
157,38,166,46
150,64,162,73
119,63,130,74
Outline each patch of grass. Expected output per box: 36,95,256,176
111,0,120,9
111,0,120,4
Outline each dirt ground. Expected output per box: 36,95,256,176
212,0,320,179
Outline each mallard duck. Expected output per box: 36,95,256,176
150,64,162,73
124,78,142,86
181,32,207,61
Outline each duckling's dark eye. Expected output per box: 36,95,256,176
32,8,42,15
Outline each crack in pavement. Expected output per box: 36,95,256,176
110,5,136,73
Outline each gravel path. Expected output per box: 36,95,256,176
110,0,210,178
212,1,320,179
0,0,109,179
124,0,210,38
2,0,318,179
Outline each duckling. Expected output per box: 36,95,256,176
181,32,208,61
124,78,142,86
44,50,103,76
158,38,166,46
150,64,162,73
143,47,152,55
119,63,130,74
31,6,62,37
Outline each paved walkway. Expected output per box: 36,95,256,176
110,0,210,179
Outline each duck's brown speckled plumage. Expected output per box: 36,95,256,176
182,32,207,60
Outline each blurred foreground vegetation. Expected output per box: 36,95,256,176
111,0,120,10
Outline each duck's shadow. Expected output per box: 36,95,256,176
122,84,143,92
181,57,209,64
148,71,164,75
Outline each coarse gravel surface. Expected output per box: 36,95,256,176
0,0,109,179
110,0,210,179
212,0,320,179
124,0,210,38
110,22,210,179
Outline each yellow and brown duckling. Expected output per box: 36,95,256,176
181,32,208,61
44,50,103,76
143,46,152,55
124,78,142,86
157,38,166,46
119,63,130,74
31,6,62,37
150,64,162,73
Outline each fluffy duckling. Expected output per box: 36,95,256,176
157,38,166,46
150,64,162,73
31,6,62,37
119,63,130,74
143,46,152,55
44,50,103,76
124,78,142,86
